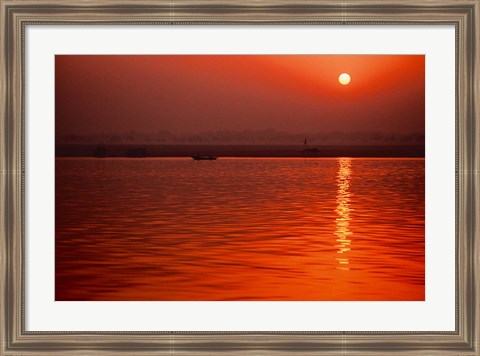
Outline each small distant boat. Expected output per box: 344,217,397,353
191,155,217,160
302,137,319,155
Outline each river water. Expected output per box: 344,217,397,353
55,157,424,301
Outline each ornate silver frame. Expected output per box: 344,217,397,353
1,1,478,354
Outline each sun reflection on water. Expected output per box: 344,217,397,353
55,158,425,301
335,158,352,270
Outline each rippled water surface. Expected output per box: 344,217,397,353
55,157,424,301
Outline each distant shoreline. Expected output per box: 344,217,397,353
56,144,425,158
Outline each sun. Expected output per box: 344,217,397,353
338,73,351,85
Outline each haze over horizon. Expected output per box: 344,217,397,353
56,128,424,146
55,55,425,140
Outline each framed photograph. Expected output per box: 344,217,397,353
1,0,478,354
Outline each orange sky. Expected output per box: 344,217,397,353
55,55,424,136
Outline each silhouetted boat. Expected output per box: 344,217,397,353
302,137,319,155
191,155,217,160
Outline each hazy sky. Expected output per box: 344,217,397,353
55,55,424,136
